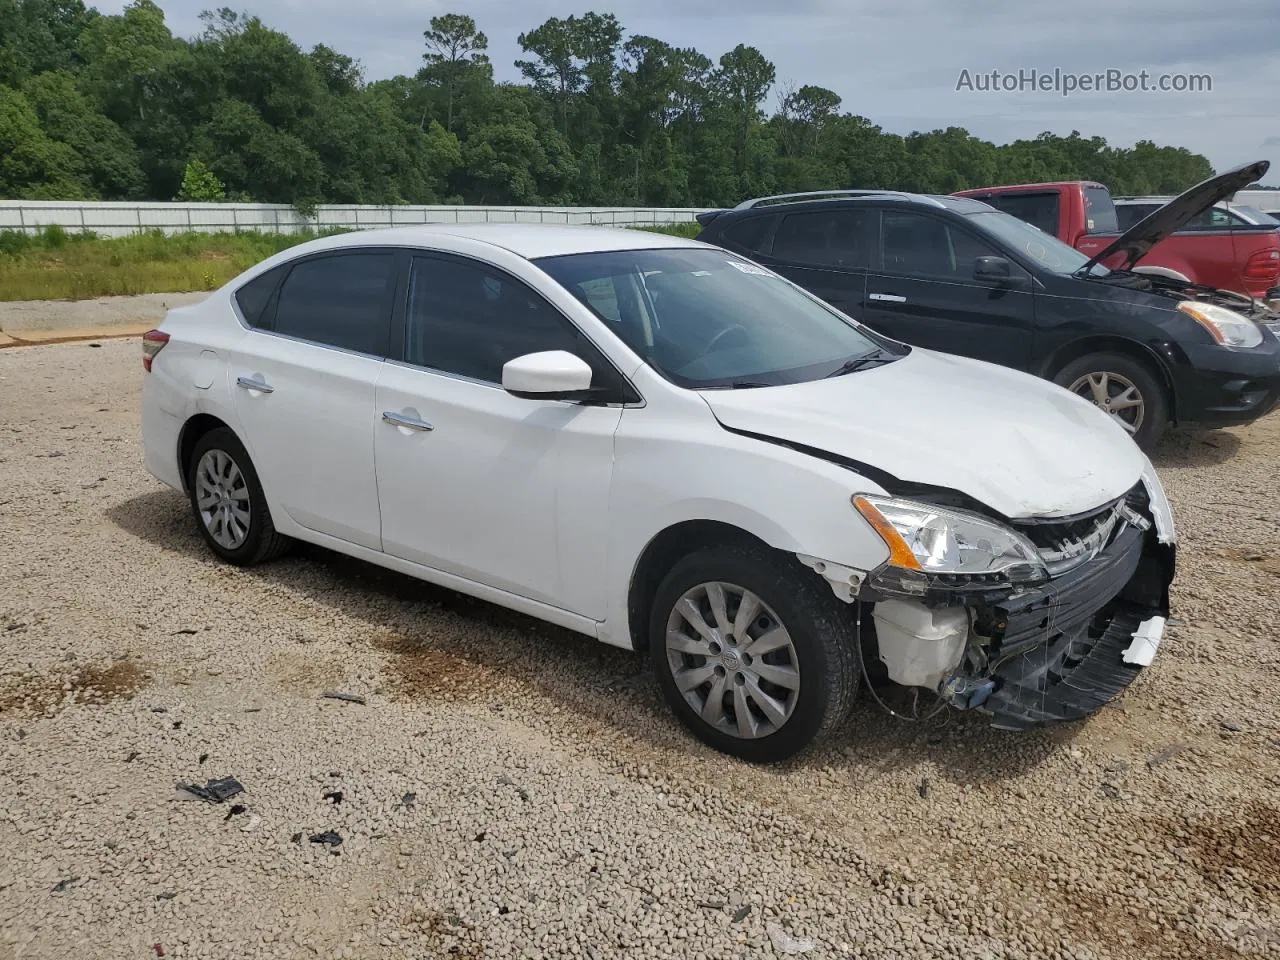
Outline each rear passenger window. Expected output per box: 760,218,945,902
273,253,395,356
721,216,773,254
233,268,282,328
772,210,868,268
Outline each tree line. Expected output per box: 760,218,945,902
0,0,1216,209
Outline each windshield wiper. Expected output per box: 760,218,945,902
824,349,894,379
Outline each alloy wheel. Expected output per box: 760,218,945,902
194,449,252,550
1068,370,1145,436
664,581,800,740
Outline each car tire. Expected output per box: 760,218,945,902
648,543,860,763
186,427,291,566
1053,352,1169,450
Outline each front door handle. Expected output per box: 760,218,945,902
236,374,275,393
382,411,434,432
868,293,907,303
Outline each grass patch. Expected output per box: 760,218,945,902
0,228,345,302
0,221,704,302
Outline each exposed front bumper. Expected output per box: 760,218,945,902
944,524,1174,729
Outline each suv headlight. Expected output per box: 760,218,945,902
1178,301,1263,348
854,495,1048,597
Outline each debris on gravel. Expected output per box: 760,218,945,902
2,338,1279,960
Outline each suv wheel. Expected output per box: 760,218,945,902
186,427,291,566
1054,352,1169,450
648,544,859,763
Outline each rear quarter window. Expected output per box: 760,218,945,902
233,267,284,328
720,216,774,254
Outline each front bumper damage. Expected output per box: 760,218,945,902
850,483,1176,729
954,524,1172,729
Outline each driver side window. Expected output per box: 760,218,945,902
881,212,1023,284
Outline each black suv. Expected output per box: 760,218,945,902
694,187,1280,449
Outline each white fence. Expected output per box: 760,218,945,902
0,201,712,237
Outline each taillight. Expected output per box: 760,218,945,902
142,329,169,372
1243,249,1280,281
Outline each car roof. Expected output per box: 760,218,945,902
299,223,704,260
722,193,992,217
956,181,1108,194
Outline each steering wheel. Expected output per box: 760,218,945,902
702,323,748,355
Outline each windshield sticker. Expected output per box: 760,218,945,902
726,260,770,276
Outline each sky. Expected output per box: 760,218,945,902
105,0,1280,183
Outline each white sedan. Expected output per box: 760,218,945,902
142,224,1176,762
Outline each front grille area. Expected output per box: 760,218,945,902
1010,485,1148,577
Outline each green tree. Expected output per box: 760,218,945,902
0,84,90,198
22,69,144,197
176,157,225,201
420,13,489,133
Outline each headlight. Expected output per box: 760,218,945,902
1178,301,1263,348
853,494,1047,596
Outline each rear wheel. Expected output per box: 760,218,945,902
1053,352,1169,450
648,544,859,763
186,427,290,566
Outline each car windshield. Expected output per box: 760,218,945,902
535,247,896,388
966,210,1109,276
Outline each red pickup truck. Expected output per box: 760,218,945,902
955,174,1280,301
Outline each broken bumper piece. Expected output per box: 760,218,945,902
953,524,1172,730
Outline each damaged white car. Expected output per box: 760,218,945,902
141,225,1176,763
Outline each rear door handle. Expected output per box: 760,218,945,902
236,374,275,393
382,411,434,432
869,293,907,303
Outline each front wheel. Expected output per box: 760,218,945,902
648,544,860,763
1053,352,1169,450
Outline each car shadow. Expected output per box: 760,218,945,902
1149,427,1242,468
108,489,1072,785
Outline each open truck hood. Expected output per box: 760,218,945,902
700,349,1147,519
1079,160,1270,274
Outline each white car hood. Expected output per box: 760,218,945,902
700,349,1146,519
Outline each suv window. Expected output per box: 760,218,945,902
881,211,1009,281
721,216,773,254
772,210,869,268
1181,207,1240,231
979,192,1060,236
234,267,283,328
1116,203,1161,231
273,253,395,355
405,255,624,392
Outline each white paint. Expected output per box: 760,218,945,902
699,348,1147,519
141,223,1149,658
1122,616,1167,667
501,350,593,395
872,600,969,690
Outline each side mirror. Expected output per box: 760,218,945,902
502,350,594,400
973,256,1013,282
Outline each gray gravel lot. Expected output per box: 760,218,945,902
0,292,208,337
1,337,1278,960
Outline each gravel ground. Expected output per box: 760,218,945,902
1,337,1277,960
0,292,208,337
